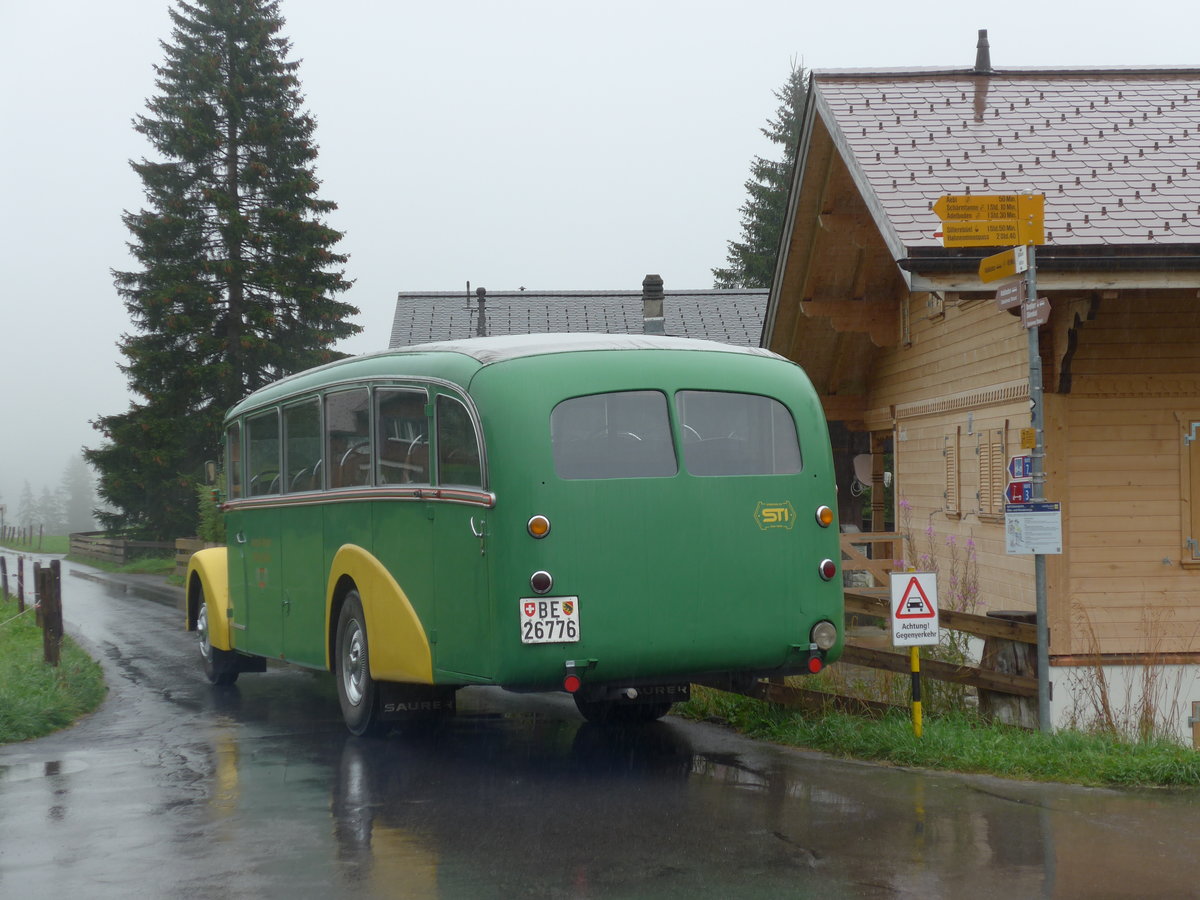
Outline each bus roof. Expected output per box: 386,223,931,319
391,332,783,364
227,333,787,419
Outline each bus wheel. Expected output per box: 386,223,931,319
336,591,388,737
573,696,672,725
197,593,238,686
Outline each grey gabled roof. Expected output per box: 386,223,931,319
812,66,1200,251
388,288,769,349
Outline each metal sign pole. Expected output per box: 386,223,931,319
1026,245,1052,732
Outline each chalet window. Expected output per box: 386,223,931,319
1180,418,1200,564
978,427,1006,517
944,428,960,515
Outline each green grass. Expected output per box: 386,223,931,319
676,686,1200,788
0,533,176,578
64,553,177,576
0,593,107,744
0,534,69,554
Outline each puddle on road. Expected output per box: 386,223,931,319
0,757,89,783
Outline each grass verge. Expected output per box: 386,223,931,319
676,686,1200,789
0,594,107,744
0,535,69,555
64,554,176,577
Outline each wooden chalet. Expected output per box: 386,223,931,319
764,34,1200,732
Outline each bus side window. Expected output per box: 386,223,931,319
377,389,429,485
226,422,242,500
436,395,482,487
246,410,280,496
327,388,372,488
284,398,322,492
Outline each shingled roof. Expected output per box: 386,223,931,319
389,287,768,349
763,38,1200,407
816,65,1200,260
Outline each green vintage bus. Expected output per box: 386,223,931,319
186,333,844,734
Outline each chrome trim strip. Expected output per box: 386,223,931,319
225,487,497,512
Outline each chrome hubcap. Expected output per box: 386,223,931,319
342,621,366,706
197,604,213,663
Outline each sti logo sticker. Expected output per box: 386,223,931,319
755,501,796,530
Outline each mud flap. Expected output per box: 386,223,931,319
236,654,267,673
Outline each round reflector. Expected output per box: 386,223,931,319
818,558,837,581
815,505,834,527
807,657,823,674
563,674,582,693
527,515,551,538
530,570,554,594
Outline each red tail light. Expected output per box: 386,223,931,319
563,674,582,693
818,558,837,581
808,657,823,674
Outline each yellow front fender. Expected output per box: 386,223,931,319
326,545,434,684
186,547,233,652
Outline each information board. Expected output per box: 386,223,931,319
1005,502,1063,554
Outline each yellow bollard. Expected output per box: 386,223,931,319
910,646,923,738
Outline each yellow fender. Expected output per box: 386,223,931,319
326,545,434,684
187,547,233,652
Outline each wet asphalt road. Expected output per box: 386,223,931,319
2,553,1200,899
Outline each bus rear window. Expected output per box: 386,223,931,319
676,391,802,476
551,391,677,479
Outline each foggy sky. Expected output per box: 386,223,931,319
1,0,1194,519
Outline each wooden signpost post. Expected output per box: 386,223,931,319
934,193,1052,732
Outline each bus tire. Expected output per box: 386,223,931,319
197,589,239,686
335,590,388,737
573,696,672,725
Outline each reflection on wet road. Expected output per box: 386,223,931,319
1,553,1199,898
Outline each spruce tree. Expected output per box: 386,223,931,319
88,0,359,539
60,456,98,534
713,63,808,289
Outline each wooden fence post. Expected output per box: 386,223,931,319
978,610,1040,728
17,555,26,615
1,555,7,603
36,561,62,667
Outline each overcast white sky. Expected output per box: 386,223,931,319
0,0,1194,519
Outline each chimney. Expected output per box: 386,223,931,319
974,29,993,75
474,286,487,338
642,274,665,335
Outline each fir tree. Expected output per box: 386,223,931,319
60,455,97,534
713,63,808,289
88,0,359,539
17,481,35,529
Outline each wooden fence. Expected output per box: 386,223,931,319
69,532,175,566
174,538,219,576
0,556,63,665
711,532,1039,724
1,525,44,548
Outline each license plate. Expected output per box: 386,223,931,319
520,597,580,644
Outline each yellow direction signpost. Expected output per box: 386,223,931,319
933,193,1045,248
930,191,1053,733
978,246,1028,283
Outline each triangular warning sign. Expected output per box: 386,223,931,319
894,576,936,619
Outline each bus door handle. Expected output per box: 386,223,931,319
235,531,247,544
470,516,486,555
